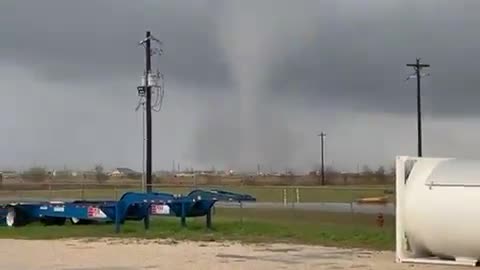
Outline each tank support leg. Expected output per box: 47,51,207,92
115,205,121,233
144,206,150,231
181,202,186,227
206,208,212,229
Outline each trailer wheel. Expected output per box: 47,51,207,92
70,217,81,224
70,217,92,225
5,207,16,227
5,206,28,227
55,218,66,226
41,217,66,226
70,217,96,225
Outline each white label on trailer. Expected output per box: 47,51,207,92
151,204,170,215
87,206,107,218
39,206,48,210
53,206,64,212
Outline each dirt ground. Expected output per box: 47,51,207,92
0,239,467,270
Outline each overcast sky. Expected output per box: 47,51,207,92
1,0,480,173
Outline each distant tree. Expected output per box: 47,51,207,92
126,172,142,180
22,167,48,182
55,170,72,180
94,164,109,183
375,165,388,183
376,166,386,176
361,165,372,175
388,165,395,176
325,166,338,174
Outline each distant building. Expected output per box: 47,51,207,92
110,168,139,177
174,173,195,178
0,170,19,179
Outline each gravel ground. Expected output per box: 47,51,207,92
0,239,466,270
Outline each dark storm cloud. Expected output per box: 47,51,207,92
2,1,480,116
0,1,231,89
265,0,480,117
190,0,480,171
2,0,480,172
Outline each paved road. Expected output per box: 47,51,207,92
216,201,394,215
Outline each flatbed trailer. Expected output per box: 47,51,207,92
0,189,255,233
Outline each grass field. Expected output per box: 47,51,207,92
0,185,394,203
0,208,395,250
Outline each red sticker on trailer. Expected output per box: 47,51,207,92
151,204,170,215
87,206,107,218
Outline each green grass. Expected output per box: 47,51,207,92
1,186,394,203
0,208,395,250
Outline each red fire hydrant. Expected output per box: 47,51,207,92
376,213,384,227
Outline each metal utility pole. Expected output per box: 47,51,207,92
406,58,430,157
317,132,326,185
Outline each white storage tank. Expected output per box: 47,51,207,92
396,156,480,266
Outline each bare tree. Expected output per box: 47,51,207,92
94,164,109,183
362,165,372,176
376,166,386,176
22,167,48,182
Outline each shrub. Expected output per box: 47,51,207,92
22,167,48,182
94,164,109,183
126,172,142,180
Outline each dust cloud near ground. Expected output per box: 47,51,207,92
0,239,465,270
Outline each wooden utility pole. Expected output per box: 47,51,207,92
318,132,326,185
145,31,153,192
406,58,430,157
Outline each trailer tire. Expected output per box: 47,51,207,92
5,207,16,227
41,217,66,226
5,207,26,227
70,218,92,225
70,217,81,224
55,218,66,226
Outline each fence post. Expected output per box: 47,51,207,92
350,189,354,215
48,182,52,200
239,201,243,226
114,186,118,200
81,182,85,200
283,189,287,206
296,188,300,203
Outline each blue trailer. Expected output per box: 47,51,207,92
0,189,255,233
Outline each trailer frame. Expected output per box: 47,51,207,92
0,189,256,233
